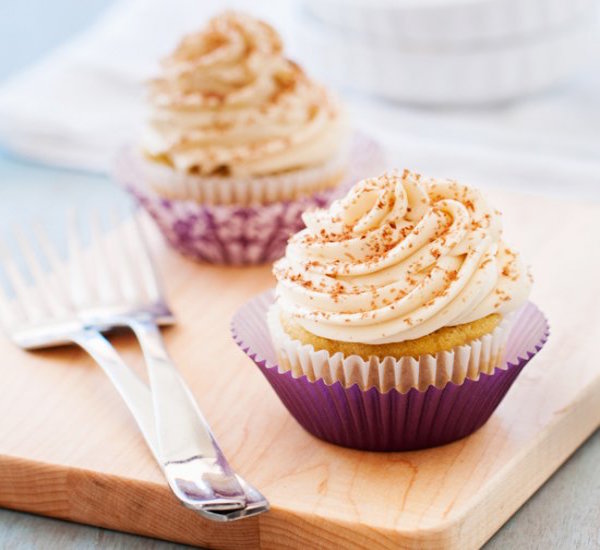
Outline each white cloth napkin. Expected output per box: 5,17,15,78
0,0,296,172
0,0,598,198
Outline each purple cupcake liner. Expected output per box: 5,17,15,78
114,134,385,265
231,291,550,452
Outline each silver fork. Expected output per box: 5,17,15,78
0,212,268,522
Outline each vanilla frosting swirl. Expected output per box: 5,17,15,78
274,171,532,344
142,12,346,176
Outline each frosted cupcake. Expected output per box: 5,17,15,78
232,170,549,450
116,12,380,264
142,11,348,205
270,169,532,387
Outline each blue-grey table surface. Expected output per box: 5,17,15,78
0,1,598,548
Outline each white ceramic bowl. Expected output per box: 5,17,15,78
301,0,598,48
295,14,594,105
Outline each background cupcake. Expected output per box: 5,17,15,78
117,11,382,264
233,170,548,450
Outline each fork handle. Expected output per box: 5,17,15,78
70,328,160,461
72,326,266,519
126,315,247,510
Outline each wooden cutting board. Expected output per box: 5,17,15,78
0,188,598,550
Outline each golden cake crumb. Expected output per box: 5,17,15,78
280,311,501,360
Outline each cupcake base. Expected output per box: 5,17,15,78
277,308,502,362
115,133,385,265
232,291,549,451
139,145,350,206
268,304,512,393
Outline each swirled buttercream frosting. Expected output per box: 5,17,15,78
274,170,532,344
142,11,346,177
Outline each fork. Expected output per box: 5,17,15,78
0,212,268,521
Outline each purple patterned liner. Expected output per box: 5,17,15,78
231,291,550,452
114,134,385,265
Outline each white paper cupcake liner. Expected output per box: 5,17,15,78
267,303,513,394
138,139,351,206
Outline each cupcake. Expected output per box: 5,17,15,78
116,11,382,264
232,170,549,451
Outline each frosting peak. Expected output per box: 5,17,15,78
142,12,346,176
274,170,532,344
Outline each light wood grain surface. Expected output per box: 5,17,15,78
0,188,599,549
1,429,597,549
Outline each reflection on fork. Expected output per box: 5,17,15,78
0,211,268,522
